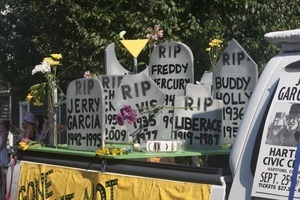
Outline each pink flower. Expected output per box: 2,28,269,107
146,24,163,45
21,137,30,143
84,71,92,78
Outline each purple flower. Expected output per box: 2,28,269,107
115,113,125,126
126,113,137,124
115,105,138,125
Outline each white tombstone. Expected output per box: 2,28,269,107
105,43,129,75
98,75,131,143
112,73,165,143
105,42,149,75
172,95,223,150
213,39,258,145
148,42,194,138
66,78,105,151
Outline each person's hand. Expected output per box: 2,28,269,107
57,124,67,134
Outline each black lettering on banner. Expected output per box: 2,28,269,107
19,172,119,199
60,193,74,200
95,179,119,199
18,169,54,199
105,179,118,200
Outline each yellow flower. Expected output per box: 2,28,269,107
26,93,33,102
33,100,43,106
206,38,223,71
95,146,127,156
209,39,223,47
212,39,222,44
19,142,29,150
44,57,60,66
96,149,105,155
50,53,62,60
119,149,125,155
104,147,110,154
205,47,211,52
111,148,119,155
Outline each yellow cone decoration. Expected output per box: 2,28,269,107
120,39,149,58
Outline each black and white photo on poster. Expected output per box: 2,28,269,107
266,102,300,147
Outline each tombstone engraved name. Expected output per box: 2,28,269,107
213,39,258,145
112,73,165,144
66,78,105,151
98,75,131,143
149,42,194,138
172,95,223,150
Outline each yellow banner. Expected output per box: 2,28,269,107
18,162,211,199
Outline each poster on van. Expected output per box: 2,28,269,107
252,70,300,199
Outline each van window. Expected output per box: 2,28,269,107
251,87,276,175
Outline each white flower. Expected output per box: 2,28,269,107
32,60,51,75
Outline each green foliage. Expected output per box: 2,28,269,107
0,0,300,100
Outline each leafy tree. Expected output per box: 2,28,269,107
0,0,300,101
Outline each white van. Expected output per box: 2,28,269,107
229,29,300,200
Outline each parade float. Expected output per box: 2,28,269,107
7,25,262,200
